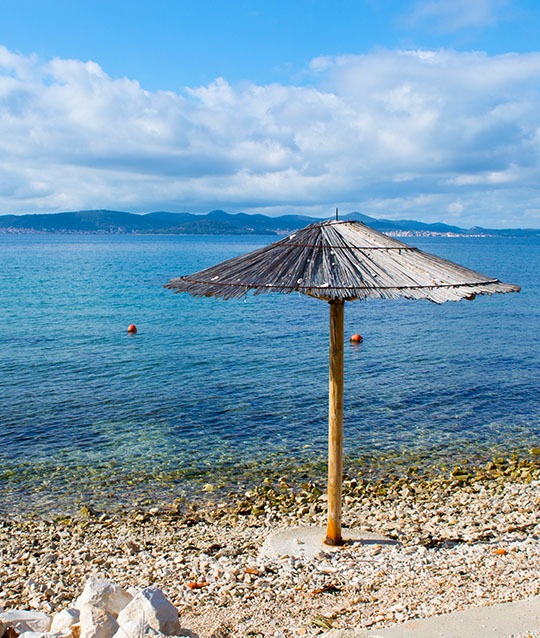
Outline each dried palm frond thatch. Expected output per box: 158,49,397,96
165,220,519,303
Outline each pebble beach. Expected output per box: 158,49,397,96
2,455,540,637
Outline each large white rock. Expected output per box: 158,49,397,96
79,605,119,638
322,632,371,638
112,618,143,638
50,607,80,633
116,587,181,636
112,618,166,637
0,610,52,633
75,576,132,618
113,622,199,638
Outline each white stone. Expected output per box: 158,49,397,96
112,618,145,638
116,587,181,636
79,605,119,638
75,576,132,618
0,610,52,633
112,618,168,637
112,619,193,638
116,628,196,638
322,632,371,638
50,607,80,633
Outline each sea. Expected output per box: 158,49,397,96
1,232,539,515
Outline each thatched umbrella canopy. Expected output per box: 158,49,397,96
166,220,519,545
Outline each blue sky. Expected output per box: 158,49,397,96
1,0,540,227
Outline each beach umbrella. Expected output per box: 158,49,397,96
165,219,519,546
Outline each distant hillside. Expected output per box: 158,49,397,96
341,212,466,234
0,209,315,235
341,212,539,237
0,208,538,236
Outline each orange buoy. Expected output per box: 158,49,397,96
349,333,363,343
127,324,137,334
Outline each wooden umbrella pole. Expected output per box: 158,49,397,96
325,299,345,546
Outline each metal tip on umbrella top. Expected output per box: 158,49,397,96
165,218,520,546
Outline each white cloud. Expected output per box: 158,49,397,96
1,45,540,227
404,0,509,32
447,201,465,216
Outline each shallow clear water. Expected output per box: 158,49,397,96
0,233,538,514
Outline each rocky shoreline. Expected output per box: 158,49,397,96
1,455,540,636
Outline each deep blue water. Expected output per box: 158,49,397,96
0,232,539,513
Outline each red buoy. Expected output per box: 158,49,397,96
349,333,363,343
127,324,137,334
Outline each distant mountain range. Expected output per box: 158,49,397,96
0,209,538,236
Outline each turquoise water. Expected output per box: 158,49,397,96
0,233,539,514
